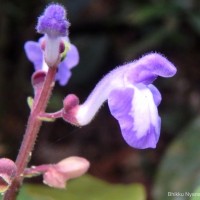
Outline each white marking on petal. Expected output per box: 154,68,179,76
130,84,159,139
42,59,49,72
44,35,61,67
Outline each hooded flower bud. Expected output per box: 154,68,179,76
31,70,47,93
43,157,90,188
62,94,80,126
36,4,70,67
0,158,17,193
24,157,90,189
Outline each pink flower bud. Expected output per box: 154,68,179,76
43,156,90,189
31,70,47,98
62,94,80,126
0,158,17,193
31,70,46,87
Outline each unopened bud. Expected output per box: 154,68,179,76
43,156,90,188
62,94,80,126
0,158,17,193
31,70,47,96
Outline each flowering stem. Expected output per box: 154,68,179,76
39,110,63,120
75,67,125,126
24,164,52,176
3,66,57,200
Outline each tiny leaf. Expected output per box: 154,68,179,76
27,97,34,109
38,116,56,122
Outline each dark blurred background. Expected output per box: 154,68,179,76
1,0,200,199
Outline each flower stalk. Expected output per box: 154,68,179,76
3,66,57,200
64,53,177,149
3,3,82,199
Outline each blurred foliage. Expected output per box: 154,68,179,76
191,186,200,200
153,117,200,200
16,175,146,200
1,0,200,200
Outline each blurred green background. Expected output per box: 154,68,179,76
1,0,200,199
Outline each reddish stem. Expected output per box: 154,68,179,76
39,110,63,119
24,164,53,176
3,67,57,200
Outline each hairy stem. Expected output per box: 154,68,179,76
3,67,57,200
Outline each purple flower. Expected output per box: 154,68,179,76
24,157,90,189
36,4,71,67
69,53,176,149
24,37,79,86
36,4,70,38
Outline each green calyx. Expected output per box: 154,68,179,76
60,41,70,62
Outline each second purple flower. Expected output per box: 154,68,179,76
24,37,79,86
24,4,79,86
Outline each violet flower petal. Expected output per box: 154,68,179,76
65,44,79,69
56,61,71,86
126,53,177,85
36,4,70,37
108,85,161,149
55,43,79,85
24,41,43,71
148,84,162,106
